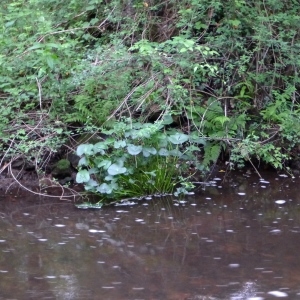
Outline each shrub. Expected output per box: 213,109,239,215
75,119,205,204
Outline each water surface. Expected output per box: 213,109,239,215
0,171,300,299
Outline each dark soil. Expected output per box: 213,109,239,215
0,168,83,199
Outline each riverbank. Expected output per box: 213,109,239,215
1,1,300,200
0,153,297,204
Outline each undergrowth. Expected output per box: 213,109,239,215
75,119,206,204
0,0,300,197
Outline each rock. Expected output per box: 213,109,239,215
58,176,73,185
67,153,80,169
11,158,35,171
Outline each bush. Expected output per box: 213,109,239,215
75,119,205,203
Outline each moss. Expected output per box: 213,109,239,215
55,159,71,171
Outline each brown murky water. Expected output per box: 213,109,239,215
0,171,300,299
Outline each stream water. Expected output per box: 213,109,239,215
0,171,300,299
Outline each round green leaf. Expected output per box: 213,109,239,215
97,183,113,194
127,144,143,155
168,133,189,145
142,147,157,157
84,179,99,191
158,148,169,156
76,170,90,183
104,175,114,181
158,137,168,148
86,179,98,186
78,157,88,166
169,149,183,157
98,159,112,169
107,163,127,175
161,114,174,125
93,142,107,154
189,134,206,145
76,144,94,156
88,168,99,175
114,140,127,149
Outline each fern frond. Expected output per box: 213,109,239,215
203,142,221,166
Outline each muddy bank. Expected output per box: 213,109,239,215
0,150,298,201
0,152,82,197
0,171,83,201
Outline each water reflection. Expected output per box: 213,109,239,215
0,171,300,299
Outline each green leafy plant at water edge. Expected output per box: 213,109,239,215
229,133,289,171
75,120,205,204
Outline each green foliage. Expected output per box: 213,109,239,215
203,142,223,167
230,133,289,170
75,120,205,203
1,0,300,177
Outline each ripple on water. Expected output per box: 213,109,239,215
267,290,288,297
2,172,300,300
135,219,144,222
260,180,270,184
88,229,106,233
275,200,286,205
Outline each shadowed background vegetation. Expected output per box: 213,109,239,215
0,0,300,192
